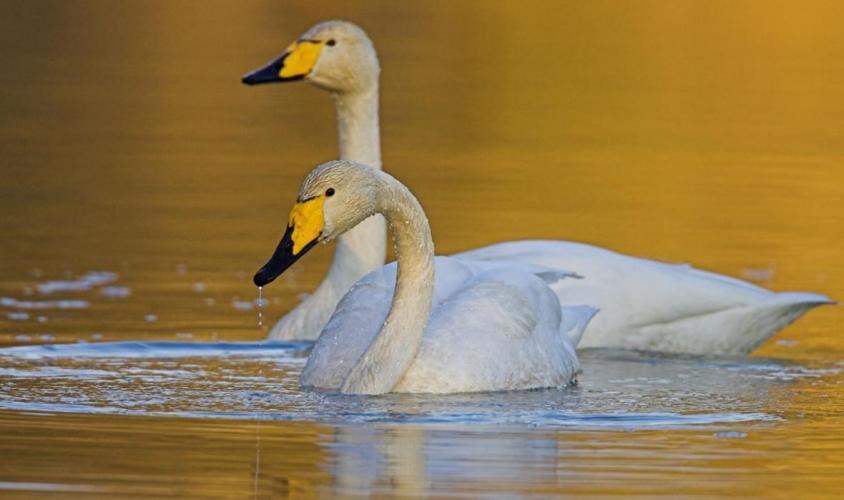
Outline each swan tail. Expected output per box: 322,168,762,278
718,291,833,354
561,305,599,347
771,291,834,307
747,291,834,347
613,291,833,355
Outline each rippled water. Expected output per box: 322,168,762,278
2,0,844,497
1,343,843,497
3,342,826,424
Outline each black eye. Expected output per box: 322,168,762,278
326,39,336,46
325,188,335,197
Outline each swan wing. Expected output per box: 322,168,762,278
395,264,592,393
299,265,394,390
302,256,594,391
457,240,831,354
301,257,497,389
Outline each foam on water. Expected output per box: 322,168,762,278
36,271,118,294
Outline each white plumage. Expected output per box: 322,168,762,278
459,241,831,354
302,257,594,393
255,161,591,394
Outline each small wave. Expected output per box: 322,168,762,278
232,299,256,311
0,297,90,310
531,411,777,427
99,286,131,298
0,480,105,493
0,398,777,429
0,340,312,359
326,409,778,428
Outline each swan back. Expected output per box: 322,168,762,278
459,240,832,354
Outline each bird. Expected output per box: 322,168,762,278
244,21,387,341
243,20,832,355
253,160,595,395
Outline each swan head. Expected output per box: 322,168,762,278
242,20,379,94
254,160,379,287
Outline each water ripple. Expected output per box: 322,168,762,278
0,340,311,359
0,345,829,429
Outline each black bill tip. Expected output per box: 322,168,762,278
252,225,319,287
242,59,281,85
253,266,277,287
242,53,304,85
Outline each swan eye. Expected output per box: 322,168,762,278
326,39,337,46
325,188,335,197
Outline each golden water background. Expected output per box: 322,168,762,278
1,1,843,497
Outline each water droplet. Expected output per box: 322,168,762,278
257,286,264,328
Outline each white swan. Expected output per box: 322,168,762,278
244,21,387,340
244,20,832,355
253,160,594,395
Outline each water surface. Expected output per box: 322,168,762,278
1,0,843,497
1,345,842,497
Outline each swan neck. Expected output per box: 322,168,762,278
320,84,386,316
342,172,434,394
334,87,381,170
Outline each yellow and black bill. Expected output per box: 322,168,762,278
242,39,327,85
252,224,317,286
253,196,325,286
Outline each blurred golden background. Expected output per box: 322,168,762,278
0,2,843,497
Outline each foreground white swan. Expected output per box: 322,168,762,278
253,160,594,395
244,21,832,354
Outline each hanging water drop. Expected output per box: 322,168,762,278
257,286,264,328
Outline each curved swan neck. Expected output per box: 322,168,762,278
341,172,435,395
334,87,381,170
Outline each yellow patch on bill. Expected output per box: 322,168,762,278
279,40,326,79
287,196,325,255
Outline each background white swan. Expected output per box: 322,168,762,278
244,20,832,355
253,160,594,395
244,21,387,341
